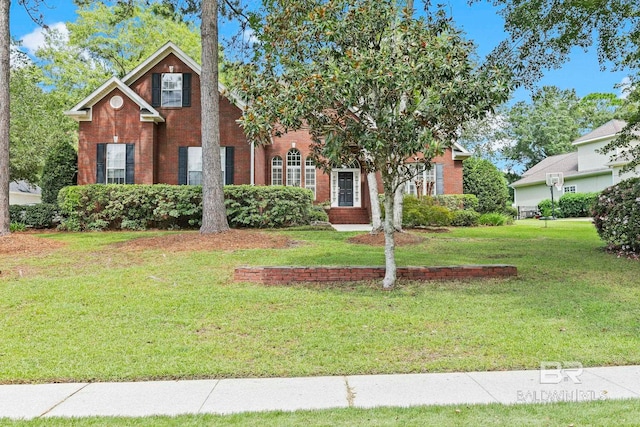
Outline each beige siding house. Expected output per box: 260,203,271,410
511,120,639,208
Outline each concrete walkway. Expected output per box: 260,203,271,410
331,223,373,232
1,365,639,419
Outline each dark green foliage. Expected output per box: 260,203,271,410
538,199,563,218
592,178,640,254
57,184,315,231
431,194,479,212
224,185,314,228
308,205,329,222
478,213,513,226
502,206,518,219
402,195,453,227
451,209,480,227
558,192,599,218
463,157,510,213
9,203,58,229
40,140,77,204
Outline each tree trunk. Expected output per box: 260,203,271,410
382,188,396,289
200,0,229,234
0,0,10,236
393,182,404,231
367,171,382,233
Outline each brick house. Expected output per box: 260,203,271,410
65,42,470,224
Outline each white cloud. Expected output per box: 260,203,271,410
20,22,69,56
619,76,633,99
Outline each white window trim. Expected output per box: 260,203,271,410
161,73,182,108
271,156,283,186
106,144,126,184
330,162,361,208
305,158,316,198
563,184,577,194
405,163,436,197
187,146,202,185
286,149,302,187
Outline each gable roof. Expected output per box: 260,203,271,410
122,41,247,110
65,42,247,123
65,77,164,123
572,119,627,146
510,151,611,188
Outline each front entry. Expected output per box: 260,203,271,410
338,172,354,207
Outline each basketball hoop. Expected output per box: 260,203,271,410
546,172,564,190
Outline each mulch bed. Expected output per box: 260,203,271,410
115,229,294,252
0,233,66,256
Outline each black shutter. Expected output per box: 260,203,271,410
152,73,161,107
125,144,135,184
96,143,106,184
225,147,234,185
182,73,191,107
178,147,188,185
435,163,444,195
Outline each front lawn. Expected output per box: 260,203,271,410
4,399,640,426
1,220,639,383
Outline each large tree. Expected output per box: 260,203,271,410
0,0,9,235
486,0,640,170
236,0,511,288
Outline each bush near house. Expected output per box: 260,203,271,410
40,140,78,205
432,194,479,212
402,195,454,227
463,157,510,213
592,178,640,254
9,203,58,229
537,198,563,218
58,184,315,231
558,192,599,218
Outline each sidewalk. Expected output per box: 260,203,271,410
1,365,639,419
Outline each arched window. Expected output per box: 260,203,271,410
271,156,283,185
286,149,301,187
305,157,316,198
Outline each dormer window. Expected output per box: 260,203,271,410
161,73,182,107
152,72,192,108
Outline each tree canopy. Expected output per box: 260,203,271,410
486,0,640,171
235,0,511,287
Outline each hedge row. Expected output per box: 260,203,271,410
57,184,316,231
9,203,58,229
538,192,599,218
402,195,510,227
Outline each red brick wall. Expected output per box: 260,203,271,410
77,88,156,185
264,129,331,203
78,53,252,186
234,265,517,285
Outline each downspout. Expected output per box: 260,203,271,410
250,141,255,185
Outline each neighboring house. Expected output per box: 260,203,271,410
511,120,639,208
9,180,42,205
65,42,469,224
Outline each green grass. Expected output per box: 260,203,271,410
1,220,639,383
3,399,640,426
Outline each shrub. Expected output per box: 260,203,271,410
40,140,77,205
402,195,453,227
58,184,315,231
431,194,479,212
309,205,329,222
538,199,562,218
8,203,58,229
463,157,510,213
225,185,314,228
478,212,513,226
58,184,203,231
558,192,599,218
502,206,518,219
592,178,640,254
451,209,480,227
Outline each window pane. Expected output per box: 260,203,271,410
161,73,182,107
287,149,301,186
106,144,126,184
188,171,202,186
305,158,316,197
272,156,283,185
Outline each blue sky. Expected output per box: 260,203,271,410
10,0,630,103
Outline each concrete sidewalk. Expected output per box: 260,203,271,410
1,365,639,420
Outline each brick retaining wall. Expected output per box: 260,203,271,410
234,265,517,285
